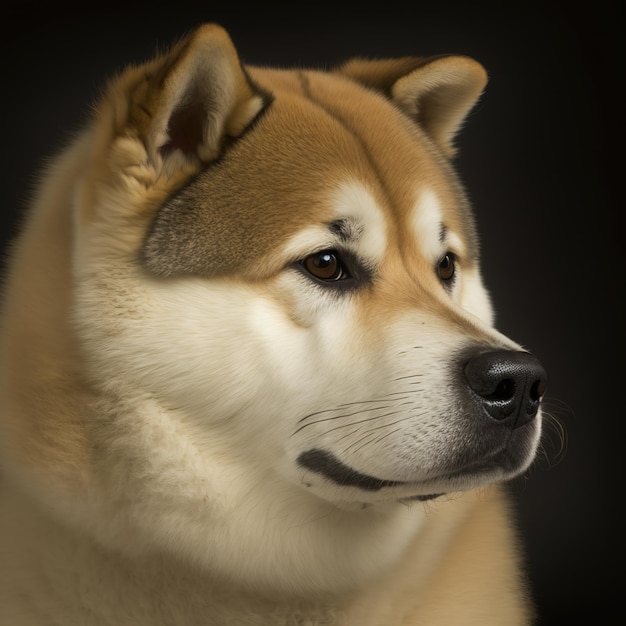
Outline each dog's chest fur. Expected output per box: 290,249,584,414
0,479,527,625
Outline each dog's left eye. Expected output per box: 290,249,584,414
301,250,349,282
437,252,456,283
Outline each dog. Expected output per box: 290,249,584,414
0,23,546,625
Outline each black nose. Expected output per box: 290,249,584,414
464,350,546,429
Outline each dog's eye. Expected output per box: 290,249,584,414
301,250,349,281
437,252,456,282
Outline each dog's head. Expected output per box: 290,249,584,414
0,24,545,592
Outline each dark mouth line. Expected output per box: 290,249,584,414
402,493,444,502
297,448,509,495
297,449,405,491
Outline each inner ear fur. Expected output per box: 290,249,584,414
125,23,268,168
337,55,488,157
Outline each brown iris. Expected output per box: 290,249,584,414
303,250,344,281
437,253,456,282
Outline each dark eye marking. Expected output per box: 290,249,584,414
327,217,364,243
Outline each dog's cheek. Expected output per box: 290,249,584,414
251,285,368,395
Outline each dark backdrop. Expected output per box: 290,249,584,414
3,1,621,623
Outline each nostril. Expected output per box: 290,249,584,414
489,378,516,401
530,378,546,402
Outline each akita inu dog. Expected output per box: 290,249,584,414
0,23,546,625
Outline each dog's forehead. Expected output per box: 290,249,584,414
289,69,478,262
253,67,468,217
143,67,477,278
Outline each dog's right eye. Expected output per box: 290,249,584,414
301,250,350,282
436,252,457,283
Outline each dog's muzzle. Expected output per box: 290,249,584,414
463,350,546,429
295,348,547,500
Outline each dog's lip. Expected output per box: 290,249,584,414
402,449,512,494
400,493,445,502
297,449,405,492
297,447,511,496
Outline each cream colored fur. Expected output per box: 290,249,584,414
0,24,539,624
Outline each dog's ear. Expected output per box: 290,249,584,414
336,55,487,157
119,23,268,171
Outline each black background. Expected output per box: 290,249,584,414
3,1,622,623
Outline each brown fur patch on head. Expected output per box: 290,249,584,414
141,51,487,282
141,85,375,279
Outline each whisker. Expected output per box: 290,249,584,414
296,398,403,425
293,405,393,435
347,427,403,456
296,406,350,425
322,410,404,435
336,398,406,408
336,426,366,443
380,392,413,399
293,407,405,437
341,413,421,453
371,426,406,446
537,410,568,468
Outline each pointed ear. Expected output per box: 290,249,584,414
124,23,268,169
337,55,487,157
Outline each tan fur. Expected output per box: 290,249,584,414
0,24,541,625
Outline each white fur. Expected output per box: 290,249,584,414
412,188,445,261
331,182,388,261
